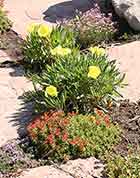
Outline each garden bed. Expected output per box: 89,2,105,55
0,100,140,178
0,1,140,178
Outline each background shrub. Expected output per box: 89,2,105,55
62,3,116,48
26,50,124,113
23,24,77,75
0,8,12,33
27,111,120,161
106,153,140,178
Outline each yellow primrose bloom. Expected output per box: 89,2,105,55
89,47,105,56
27,23,39,33
38,24,52,37
88,66,101,79
50,45,71,56
45,85,58,97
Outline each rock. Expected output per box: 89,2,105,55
0,66,33,147
60,157,104,178
20,157,104,178
112,0,140,31
108,41,140,101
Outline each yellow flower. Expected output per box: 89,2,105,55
89,47,105,56
50,45,71,56
38,24,52,37
27,23,39,33
45,85,58,97
88,66,101,79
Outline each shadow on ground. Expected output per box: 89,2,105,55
9,98,34,138
43,0,95,23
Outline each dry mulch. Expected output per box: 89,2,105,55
109,100,140,155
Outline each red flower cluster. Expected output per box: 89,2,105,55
27,110,88,154
70,137,87,151
94,108,111,127
27,110,77,146
46,134,54,145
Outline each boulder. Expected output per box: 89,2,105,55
112,0,140,31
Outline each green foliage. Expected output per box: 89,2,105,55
0,157,22,174
23,25,77,75
106,153,140,178
0,8,12,33
50,25,77,48
27,111,120,161
27,50,124,113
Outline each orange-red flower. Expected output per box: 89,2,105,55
62,132,68,141
70,140,77,145
47,134,54,145
96,120,101,126
55,128,61,136
95,108,104,117
104,115,110,127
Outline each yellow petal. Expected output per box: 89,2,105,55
45,85,58,97
50,45,71,56
88,66,101,79
89,47,98,54
38,24,52,37
27,23,40,33
89,47,105,56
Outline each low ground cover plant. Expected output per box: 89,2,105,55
105,152,140,178
62,3,116,48
27,110,120,162
0,140,38,176
26,46,124,113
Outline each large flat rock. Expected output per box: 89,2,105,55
109,41,140,101
0,67,33,147
20,157,104,178
112,0,140,31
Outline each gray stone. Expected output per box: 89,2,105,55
20,157,104,178
112,0,140,31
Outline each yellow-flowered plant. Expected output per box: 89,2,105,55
27,23,39,33
24,25,76,75
88,66,101,79
89,47,105,56
38,24,52,37
50,45,71,57
29,51,125,113
45,85,58,97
